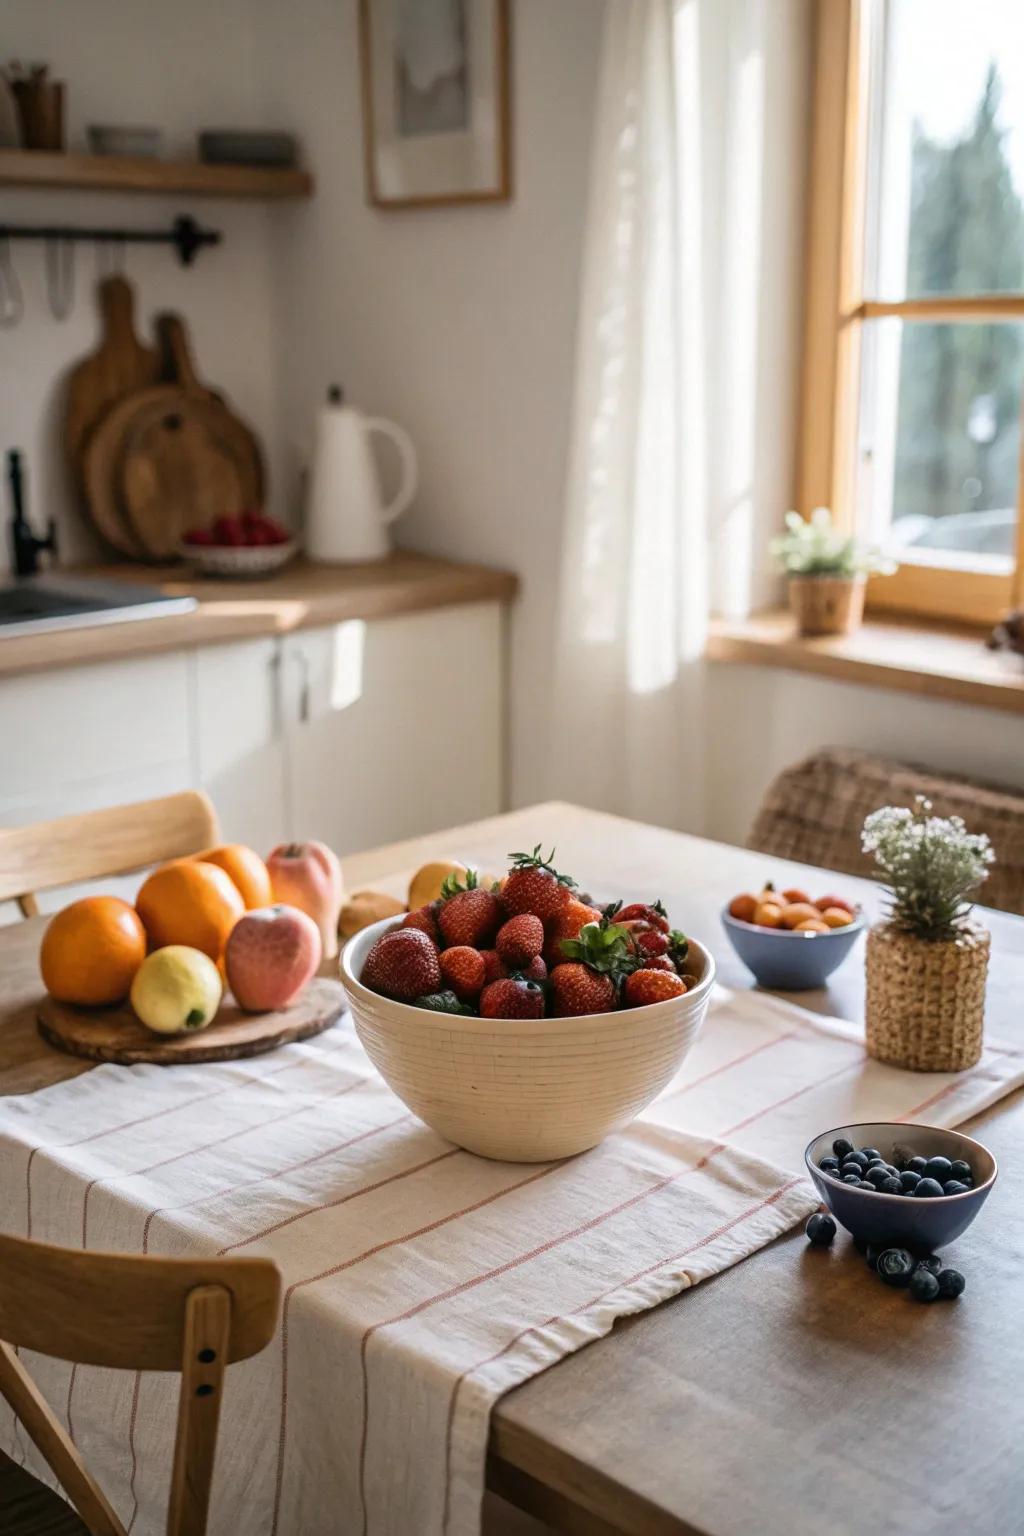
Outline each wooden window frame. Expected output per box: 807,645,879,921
797,0,1024,626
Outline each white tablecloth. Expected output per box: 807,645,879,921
1,985,1020,1536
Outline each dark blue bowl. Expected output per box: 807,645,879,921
805,1121,997,1250
721,905,864,990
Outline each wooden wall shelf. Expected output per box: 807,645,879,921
0,149,313,200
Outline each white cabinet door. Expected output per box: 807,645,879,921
191,638,288,854
281,603,504,857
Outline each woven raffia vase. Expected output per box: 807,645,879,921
865,922,990,1072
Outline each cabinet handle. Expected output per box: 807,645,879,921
269,642,284,740
294,647,311,724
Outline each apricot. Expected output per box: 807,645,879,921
816,894,854,914
781,887,812,905
779,902,822,930
795,919,829,934
756,883,778,904
821,906,854,928
728,893,759,923
754,902,784,928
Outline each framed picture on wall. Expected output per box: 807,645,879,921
359,0,511,208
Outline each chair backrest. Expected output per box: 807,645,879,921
0,1233,280,1536
0,790,220,917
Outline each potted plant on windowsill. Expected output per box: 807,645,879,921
770,508,893,636
862,797,995,1072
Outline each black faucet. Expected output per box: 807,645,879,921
6,449,57,577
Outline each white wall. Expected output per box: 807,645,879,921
1,0,286,573
256,0,605,809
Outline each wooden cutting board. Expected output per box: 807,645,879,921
64,276,162,487
81,314,263,560
37,977,345,1066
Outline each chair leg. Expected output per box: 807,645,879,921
166,1286,231,1536
0,1343,125,1536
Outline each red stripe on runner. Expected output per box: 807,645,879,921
356,1143,726,1536
269,1159,562,1536
896,1079,963,1122
655,1029,800,1108
720,1055,864,1136
439,1174,804,1533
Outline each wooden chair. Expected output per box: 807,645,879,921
0,1234,280,1536
0,791,219,919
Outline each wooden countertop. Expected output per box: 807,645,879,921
0,553,518,679
2,802,1022,1536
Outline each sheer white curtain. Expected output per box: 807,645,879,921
545,0,808,833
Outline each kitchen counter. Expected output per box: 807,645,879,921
0,552,518,678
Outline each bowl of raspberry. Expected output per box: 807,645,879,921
339,849,715,1162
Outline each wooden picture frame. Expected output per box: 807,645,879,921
359,0,512,209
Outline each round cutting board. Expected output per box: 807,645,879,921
37,978,345,1066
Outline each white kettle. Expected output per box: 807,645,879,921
305,385,418,562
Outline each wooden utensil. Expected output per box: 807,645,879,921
37,977,344,1066
81,313,262,560
64,275,161,486
119,314,263,557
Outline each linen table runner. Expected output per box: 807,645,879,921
1,983,1021,1536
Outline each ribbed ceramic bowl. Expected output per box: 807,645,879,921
805,1121,997,1250
340,918,716,1163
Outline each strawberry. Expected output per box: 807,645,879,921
480,976,546,1019
436,870,503,949
439,945,486,1003
542,899,601,968
496,913,544,967
622,969,688,1008
558,914,636,977
632,926,669,959
640,954,676,972
362,928,441,1001
479,948,508,985
612,900,671,933
401,904,441,943
548,962,616,1017
520,954,547,983
502,846,576,923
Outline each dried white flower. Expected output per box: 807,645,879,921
862,796,994,941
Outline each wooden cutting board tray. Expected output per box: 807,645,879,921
37,977,345,1066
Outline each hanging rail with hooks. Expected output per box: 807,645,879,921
0,214,221,267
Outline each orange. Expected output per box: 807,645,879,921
136,860,245,961
821,906,854,929
754,902,784,928
194,844,272,910
40,895,147,1007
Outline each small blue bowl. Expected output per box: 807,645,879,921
721,905,864,990
805,1121,997,1251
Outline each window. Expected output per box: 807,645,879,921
799,0,1024,624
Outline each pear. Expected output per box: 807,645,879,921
130,946,222,1035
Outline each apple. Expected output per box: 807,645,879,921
266,841,343,959
225,904,322,1012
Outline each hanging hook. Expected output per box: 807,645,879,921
44,233,75,320
0,235,24,328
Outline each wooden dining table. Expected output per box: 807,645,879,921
1,801,1022,1536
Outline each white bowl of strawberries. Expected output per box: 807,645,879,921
181,512,296,577
339,848,715,1162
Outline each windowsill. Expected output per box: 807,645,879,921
706,610,1024,715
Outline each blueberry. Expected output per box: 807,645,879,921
833,1137,855,1160
842,1173,861,1184
844,1151,869,1171
915,1254,942,1276
864,1243,881,1270
913,1178,946,1199
859,1147,881,1161
856,1179,877,1191
910,1268,940,1302
937,1268,966,1299
876,1248,915,1287
879,1176,903,1195
943,1180,970,1195
950,1159,972,1182
865,1165,891,1187
818,1156,841,1174
899,1170,921,1192
805,1213,836,1246
924,1156,953,1182
908,1156,928,1174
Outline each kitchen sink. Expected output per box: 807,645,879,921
0,575,197,637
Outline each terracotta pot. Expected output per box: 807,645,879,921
865,921,989,1073
787,575,865,636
